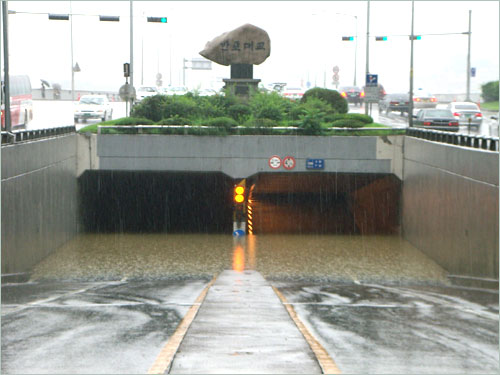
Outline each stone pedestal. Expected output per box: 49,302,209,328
223,78,261,98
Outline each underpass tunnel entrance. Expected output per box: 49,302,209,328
78,171,401,235
245,173,401,235
79,171,234,233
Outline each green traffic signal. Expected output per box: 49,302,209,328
410,35,421,40
375,36,388,41
342,36,354,41
147,16,167,23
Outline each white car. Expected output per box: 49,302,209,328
135,86,158,102
446,101,483,127
161,86,188,96
281,87,304,101
74,95,112,123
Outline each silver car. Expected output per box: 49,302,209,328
446,101,483,127
413,89,438,109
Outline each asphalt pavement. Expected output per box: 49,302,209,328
2,271,498,374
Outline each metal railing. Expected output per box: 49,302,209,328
406,127,499,152
1,126,76,145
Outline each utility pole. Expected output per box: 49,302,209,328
409,0,415,127
364,0,370,115
466,10,472,102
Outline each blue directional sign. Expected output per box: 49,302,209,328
366,74,378,87
471,67,476,77
306,159,325,170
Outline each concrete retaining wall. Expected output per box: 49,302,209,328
402,136,499,281
96,134,404,179
1,135,79,274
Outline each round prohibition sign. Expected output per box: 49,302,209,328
268,155,282,169
283,156,296,170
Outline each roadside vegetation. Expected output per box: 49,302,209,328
78,87,404,136
480,80,499,111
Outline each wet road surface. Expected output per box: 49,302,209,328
2,233,498,374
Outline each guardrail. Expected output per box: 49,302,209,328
406,127,499,152
1,126,76,145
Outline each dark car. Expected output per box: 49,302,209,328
379,93,409,115
413,109,459,132
339,86,364,105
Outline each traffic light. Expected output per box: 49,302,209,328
234,186,245,203
342,36,354,41
375,36,388,41
48,14,69,20
99,15,120,22
147,16,167,23
409,35,421,40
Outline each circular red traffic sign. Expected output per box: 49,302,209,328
268,155,281,169
283,156,296,170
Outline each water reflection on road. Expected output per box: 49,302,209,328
31,233,448,285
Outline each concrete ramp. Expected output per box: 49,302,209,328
168,270,323,374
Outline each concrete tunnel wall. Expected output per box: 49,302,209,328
402,137,499,281
1,135,79,274
1,133,498,281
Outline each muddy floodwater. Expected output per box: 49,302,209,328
31,234,449,284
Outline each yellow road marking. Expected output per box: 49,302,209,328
148,275,218,374
272,286,342,374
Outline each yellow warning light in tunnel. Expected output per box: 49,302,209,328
234,185,245,203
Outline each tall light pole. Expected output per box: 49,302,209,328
364,0,370,115
130,0,134,105
70,1,75,101
2,0,12,132
409,0,415,127
465,10,472,102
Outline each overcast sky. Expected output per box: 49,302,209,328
4,0,499,94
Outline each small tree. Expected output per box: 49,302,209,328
301,87,348,114
481,81,499,102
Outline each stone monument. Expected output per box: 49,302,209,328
200,23,271,98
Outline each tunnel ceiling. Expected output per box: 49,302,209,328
248,173,400,194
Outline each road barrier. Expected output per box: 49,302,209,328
406,127,499,152
1,126,76,145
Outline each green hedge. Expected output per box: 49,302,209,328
330,119,365,128
301,88,348,114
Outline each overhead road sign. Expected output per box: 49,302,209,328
366,74,378,87
306,159,325,170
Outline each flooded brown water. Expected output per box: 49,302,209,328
30,234,449,284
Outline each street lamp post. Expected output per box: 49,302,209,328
409,0,415,127
465,10,472,102
365,0,370,116
70,1,75,101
